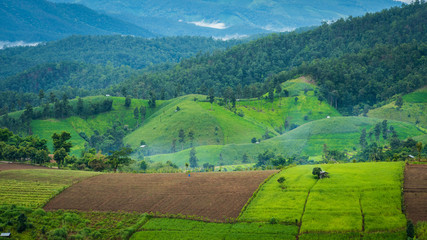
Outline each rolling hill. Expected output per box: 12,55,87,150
0,0,154,42
49,0,401,37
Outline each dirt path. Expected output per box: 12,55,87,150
44,170,277,222
404,164,427,223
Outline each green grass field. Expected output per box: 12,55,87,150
148,116,425,167
131,218,298,240
0,169,100,208
367,87,427,128
240,162,406,235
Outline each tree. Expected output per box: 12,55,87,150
360,128,367,149
139,160,147,171
395,95,403,109
277,177,285,184
134,107,139,127
251,137,257,143
52,132,72,153
188,130,195,147
381,120,388,140
275,84,282,105
125,96,131,107
38,89,45,103
178,129,186,150
416,142,423,161
189,147,198,167
208,88,215,110
294,96,299,104
49,92,56,104
77,97,84,115
268,87,274,103
374,123,381,141
140,106,146,124
312,167,322,178
54,148,67,168
148,91,156,108
242,153,249,163
171,138,177,153
107,147,133,173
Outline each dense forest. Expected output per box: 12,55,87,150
0,36,241,111
113,2,427,108
270,41,427,113
0,35,242,78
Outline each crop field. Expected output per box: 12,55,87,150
0,162,51,171
404,164,427,223
131,218,298,240
0,169,100,208
44,171,277,221
240,162,406,236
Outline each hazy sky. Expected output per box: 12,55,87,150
395,0,413,3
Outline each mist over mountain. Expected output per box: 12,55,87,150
0,0,155,42
49,0,402,37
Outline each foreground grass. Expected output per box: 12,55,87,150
131,218,298,240
239,162,406,235
0,169,100,208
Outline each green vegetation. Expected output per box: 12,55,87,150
240,162,405,235
0,169,99,208
368,87,427,128
0,205,143,240
131,218,298,240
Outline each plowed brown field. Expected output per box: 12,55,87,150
404,164,427,223
44,171,277,221
0,162,51,171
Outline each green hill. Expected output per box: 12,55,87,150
367,87,427,128
148,116,425,167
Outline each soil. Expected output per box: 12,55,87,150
44,170,277,221
0,162,51,171
404,164,427,223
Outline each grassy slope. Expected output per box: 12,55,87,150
31,96,155,155
367,87,427,128
149,116,425,167
240,162,406,234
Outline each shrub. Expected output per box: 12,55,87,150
277,177,286,184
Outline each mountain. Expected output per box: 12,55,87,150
0,0,155,42
113,2,427,109
48,0,401,37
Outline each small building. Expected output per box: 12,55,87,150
319,171,329,179
0,233,11,238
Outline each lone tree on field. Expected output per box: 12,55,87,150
189,147,198,167
107,147,133,173
312,167,329,179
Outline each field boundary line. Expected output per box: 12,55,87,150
237,169,282,220
359,194,365,240
297,177,319,240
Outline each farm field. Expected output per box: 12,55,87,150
0,169,100,208
240,162,406,236
0,162,51,171
44,171,277,221
404,164,427,223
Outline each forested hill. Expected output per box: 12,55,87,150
0,0,154,42
0,35,242,79
113,2,427,105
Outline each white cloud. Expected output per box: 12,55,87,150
0,41,41,50
213,34,249,41
188,20,228,29
394,0,413,3
262,25,295,32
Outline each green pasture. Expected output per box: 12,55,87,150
368,87,427,128
131,218,298,240
240,162,406,235
149,116,425,167
0,169,100,208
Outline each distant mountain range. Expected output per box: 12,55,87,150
48,0,402,38
0,0,155,42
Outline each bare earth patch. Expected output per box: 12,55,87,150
44,171,277,221
404,164,427,223
0,162,51,171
